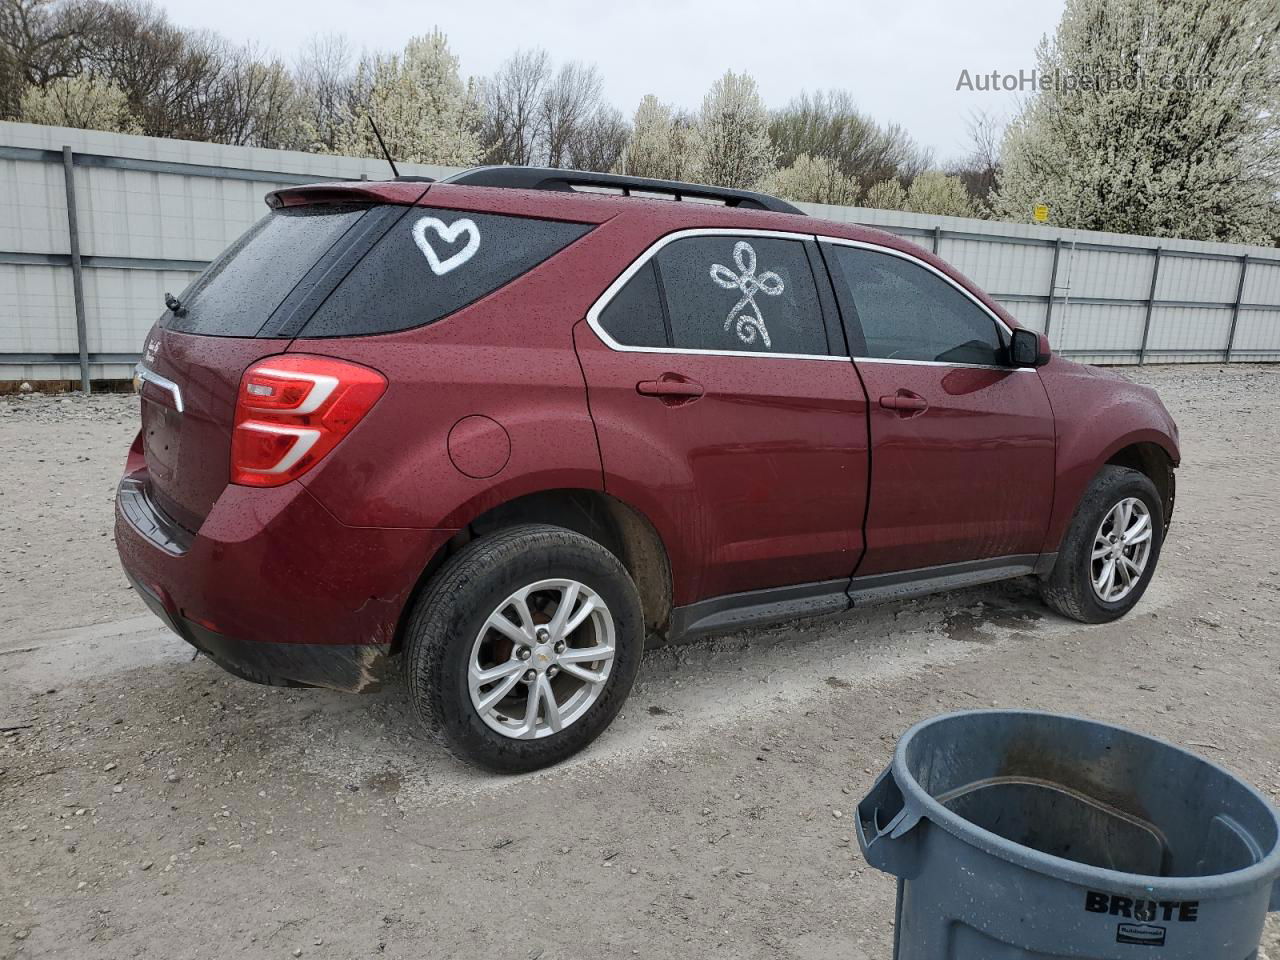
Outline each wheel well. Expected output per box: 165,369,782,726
393,490,673,654
1106,443,1174,526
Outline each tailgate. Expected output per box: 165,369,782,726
139,327,291,531
134,201,380,531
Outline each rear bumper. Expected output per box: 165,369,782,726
115,470,454,692
126,571,390,690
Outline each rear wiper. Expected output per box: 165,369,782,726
164,292,186,317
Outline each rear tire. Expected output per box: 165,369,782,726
1040,465,1164,623
404,523,644,773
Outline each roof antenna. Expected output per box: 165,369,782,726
367,116,399,179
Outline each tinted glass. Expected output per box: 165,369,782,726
828,245,1004,365
655,236,828,355
598,261,668,347
300,209,591,337
166,205,366,336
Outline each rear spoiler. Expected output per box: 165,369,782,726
265,181,430,209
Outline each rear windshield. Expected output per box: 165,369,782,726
297,209,592,337
165,205,366,337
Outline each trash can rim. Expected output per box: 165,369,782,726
891,708,1280,897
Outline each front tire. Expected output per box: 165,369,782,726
404,524,644,773
1040,465,1164,623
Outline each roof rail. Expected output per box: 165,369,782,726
439,166,805,216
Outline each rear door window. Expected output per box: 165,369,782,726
166,205,367,337
654,235,829,356
596,261,669,348
825,244,1005,365
299,210,591,337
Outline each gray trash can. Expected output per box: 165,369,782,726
857,710,1280,959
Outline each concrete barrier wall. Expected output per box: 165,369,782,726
3,120,1278,383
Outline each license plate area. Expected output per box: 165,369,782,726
141,397,182,485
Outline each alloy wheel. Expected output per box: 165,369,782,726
468,579,615,739
1091,497,1153,603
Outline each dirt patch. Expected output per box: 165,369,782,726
2,365,1280,959
942,593,1044,644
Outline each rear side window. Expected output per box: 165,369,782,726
654,236,828,355
826,245,1004,365
299,209,591,337
166,205,366,337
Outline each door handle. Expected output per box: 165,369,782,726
637,375,704,399
879,390,929,414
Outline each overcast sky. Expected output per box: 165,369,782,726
158,0,1066,163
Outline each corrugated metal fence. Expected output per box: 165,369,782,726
3,120,1279,385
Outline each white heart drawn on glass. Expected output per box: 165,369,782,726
412,216,481,276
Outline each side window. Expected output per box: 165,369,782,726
654,236,828,355
827,245,1004,366
300,209,591,337
597,261,668,348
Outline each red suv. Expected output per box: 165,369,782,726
117,166,1180,772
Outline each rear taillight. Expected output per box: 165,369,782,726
231,355,386,487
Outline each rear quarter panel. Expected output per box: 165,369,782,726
1037,356,1180,553
290,213,647,531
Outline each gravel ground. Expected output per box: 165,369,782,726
1,366,1278,959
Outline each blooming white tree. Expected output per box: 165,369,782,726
863,178,908,210
994,0,1280,242
616,94,699,181
905,171,977,217
19,74,139,131
760,154,858,205
335,31,482,166
693,71,776,189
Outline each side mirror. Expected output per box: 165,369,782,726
1009,328,1050,368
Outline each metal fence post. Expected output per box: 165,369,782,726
61,146,91,393
932,226,941,254
1138,247,1162,365
1044,238,1063,336
1224,255,1249,362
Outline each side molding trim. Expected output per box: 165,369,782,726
847,555,1041,607
665,554,1049,642
669,579,851,640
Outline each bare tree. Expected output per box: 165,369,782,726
83,2,226,140
567,103,628,172
220,44,304,148
479,48,550,165
769,90,931,191
0,0,102,117
293,33,352,151
65,3,304,148
946,109,1002,209
540,60,602,168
